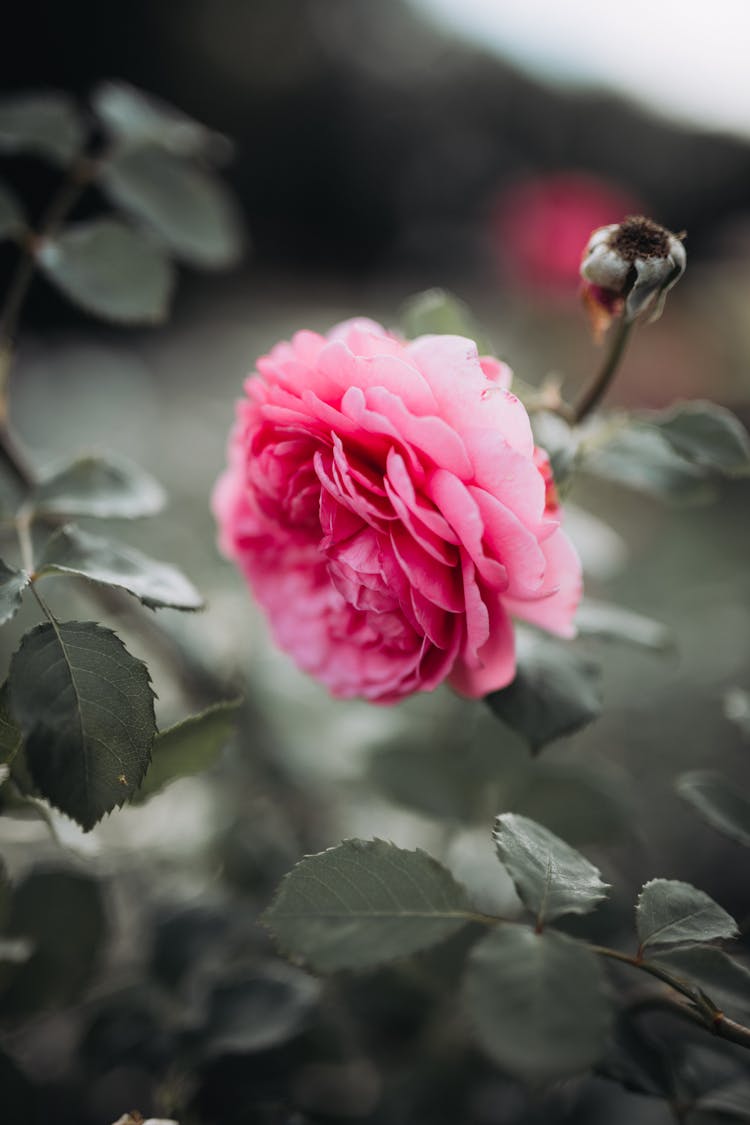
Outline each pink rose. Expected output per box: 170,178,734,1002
213,319,581,703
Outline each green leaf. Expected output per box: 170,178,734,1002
724,688,750,739
32,454,165,519
37,524,203,611
134,699,240,803
677,771,750,849
0,869,106,1015
0,683,22,767
653,946,750,1024
464,924,613,1084
0,92,85,166
485,634,602,752
575,598,671,651
201,963,320,1056
101,144,243,269
0,180,25,241
0,560,29,625
648,400,750,477
493,813,609,924
636,879,739,951
36,218,175,323
400,288,493,353
91,80,230,160
584,422,715,504
8,621,156,830
263,839,473,972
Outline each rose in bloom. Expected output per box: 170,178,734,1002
213,320,581,703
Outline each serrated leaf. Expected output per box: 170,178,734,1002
636,879,739,951
0,180,25,241
0,682,22,767
400,288,493,353
0,869,106,1015
648,400,750,477
485,634,602,752
264,839,473,972
134,699,240,803
584,423,715,504
575,598,671,651
8,621,156,830
32,454,165,519
0,560,29,625
36,218,174,323
201,962,320,1056
37,524,203,611
493,813,608,925
0,92,85,166
653,946,750,1024
101,144,243,269
464,924,612,1084
677,771,750,848
91,80,230,160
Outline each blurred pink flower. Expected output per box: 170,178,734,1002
213,320,581,703
491,172,642,294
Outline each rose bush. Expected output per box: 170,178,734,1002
213,319,581,702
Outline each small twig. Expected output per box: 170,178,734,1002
571,317,634,425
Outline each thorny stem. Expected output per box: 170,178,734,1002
571,316,634,425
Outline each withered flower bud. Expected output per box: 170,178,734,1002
580,216,686,339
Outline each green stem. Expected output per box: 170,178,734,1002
571,317,634,425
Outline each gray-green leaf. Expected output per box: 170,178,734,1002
36,218,174,323
636,879,739,951
400,288,493,353
201,963,320,1056
493,813,609,925
677,771,750,848
584,423,715,504
91,80,229,160
37,524,203,611
575,598,671,651
485,634,602,752
0,92,85,166
32,454,165,519
648,400,750,477
0,180,25,241
134,699,240,803
101,144,243,269
0,560,29,625
464,925,613,1084
8,621,156,830
653,946,750,1024
0,683,23,768
263,839,473,972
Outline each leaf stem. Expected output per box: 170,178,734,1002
571,317,634,425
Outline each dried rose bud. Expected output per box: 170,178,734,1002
580,216,686,338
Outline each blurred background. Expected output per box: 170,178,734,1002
1,2,750,1123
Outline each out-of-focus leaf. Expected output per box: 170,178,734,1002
200,962,320,1056
37,524,203,611
0,180,25,241
0,560,29,625
400,288,493,353
677,770,750,848
693,1078,750,1120
0,92,85,165
134,699,240,803
485,634,602,753
264,839,473,972
510,760,634,846
493,813,609,925
575,598,671,651
0,682,22,767
532,411,579,488
584,422,716,504
648,400,750,477
101,144,243,268
724,689,750,739
9,621,156,830
654,946,750,1024
598,1012,677,1099
36,218,174,323
0,869,106,1015
91,80,230,160
32,454,165,519
636,879,739,951
464,924,612,1084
